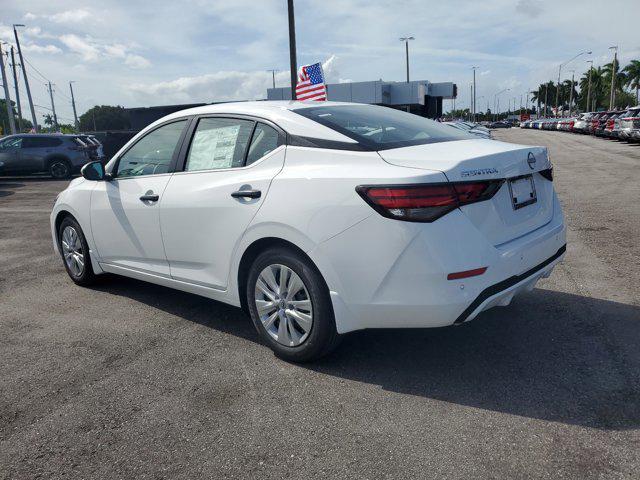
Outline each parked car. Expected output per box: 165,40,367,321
617,107,640,142
0,134,103,178
51,101,566,361
444,121,492,139
488,121,511,129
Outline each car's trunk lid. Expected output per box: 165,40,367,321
378,139,554,246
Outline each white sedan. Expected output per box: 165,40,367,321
51,101,566,362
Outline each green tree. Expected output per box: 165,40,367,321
79,105,131,132
622,60,640,105
0,99,34,133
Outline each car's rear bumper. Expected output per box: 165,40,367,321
316,192,566,333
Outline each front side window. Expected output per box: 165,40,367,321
294,104,472,150
246,123,282,165
117,120,187,177
185,118,254,172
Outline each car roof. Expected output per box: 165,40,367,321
151,100,389,144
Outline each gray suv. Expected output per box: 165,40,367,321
0,134,103,179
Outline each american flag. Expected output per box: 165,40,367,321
295,62,327,101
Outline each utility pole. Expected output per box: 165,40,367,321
14,24,38,132
10,46,22,132
69,81,79,131
586,60,593,112
609,46,618,110
471,66,478,122
287,0,297,100
47,82,58,130
470,83,473,121
544,83,548,117
568,70,575,115
0,42,17,134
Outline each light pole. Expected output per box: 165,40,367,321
267,69,277,89
609,46,618,110
494,88,509,121
475,95,484,120
399,36,414,83
567,70,575,116
400,36,414,113
555,50,591,117
471,66,478,121
585,60,593,112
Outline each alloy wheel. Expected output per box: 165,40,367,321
51,162,69,179
254,264,313,347
61,226,85,277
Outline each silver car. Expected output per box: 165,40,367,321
0,134,102,179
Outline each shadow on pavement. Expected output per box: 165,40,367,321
0,182,25,198
91,276,640,431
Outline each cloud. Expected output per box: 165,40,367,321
22,43,62,54
128,55,339,104
59,34,100,61
125,54,151,69
480,70,491,76
25,9,93,24
515,0,544,18
58,33,150,67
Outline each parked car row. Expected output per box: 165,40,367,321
444,121,492,139
520,107,640,142
0,133,105,179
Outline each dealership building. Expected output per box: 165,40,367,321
125,79,457,131
268,79,457,118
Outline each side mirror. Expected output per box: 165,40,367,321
81,160,106,181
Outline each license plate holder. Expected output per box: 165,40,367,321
508,174,537,210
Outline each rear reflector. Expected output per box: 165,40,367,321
539,168,553,181
356,180,503,222
447,267,488,280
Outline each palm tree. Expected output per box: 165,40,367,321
623,60,640,105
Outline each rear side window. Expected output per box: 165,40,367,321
22,137,62,148
185,118,254,171
246,123,282,165
0,137,22,149
117,120,187,177
294,104,472,150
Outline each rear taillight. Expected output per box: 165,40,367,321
356,180,504,222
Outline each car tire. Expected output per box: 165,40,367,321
49,159,72,179
58,216,96,286
247,247,341,362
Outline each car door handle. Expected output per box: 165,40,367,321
139,193,159,202
231,189,261,199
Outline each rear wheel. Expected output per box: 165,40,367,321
58,216,95,286
49,159,71,179
247,247,340,362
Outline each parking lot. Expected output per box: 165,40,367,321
1,129,639,479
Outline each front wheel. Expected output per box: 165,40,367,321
58,216,96,286
247,247,340,362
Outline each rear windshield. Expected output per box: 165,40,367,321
294,104,473,150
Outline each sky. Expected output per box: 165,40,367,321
1,0,639,125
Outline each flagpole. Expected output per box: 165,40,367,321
287,0,297,100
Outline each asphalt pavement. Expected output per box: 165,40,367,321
1,129,639,479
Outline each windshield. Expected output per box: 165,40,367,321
294,104,473,150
